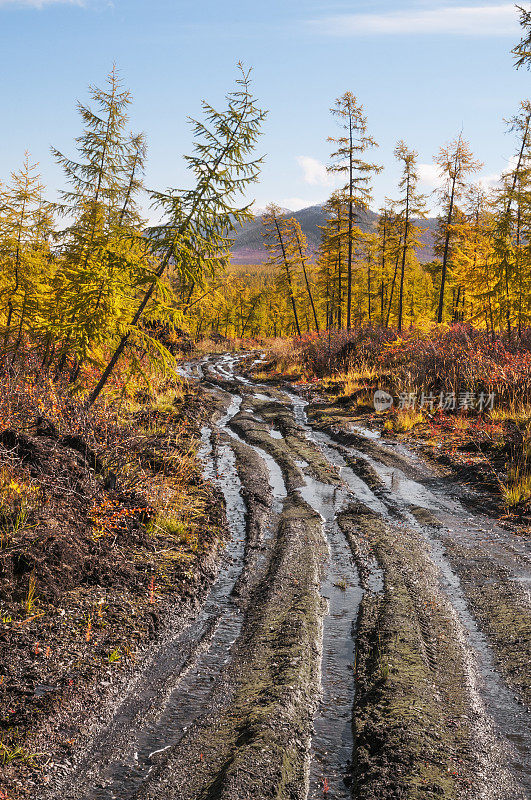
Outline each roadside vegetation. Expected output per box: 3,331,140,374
258,324,531,521
0,62,264,797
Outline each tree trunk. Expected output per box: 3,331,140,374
273,218,301,337
297,240,320,332
367,251,372,323
347,117,354,330
437,174,457,323
385,237,402,328
398,180,410,333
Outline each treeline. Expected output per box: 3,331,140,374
5,12,531,370
191,12,531,340
0,65,265,401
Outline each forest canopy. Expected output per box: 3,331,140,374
4,13,531,398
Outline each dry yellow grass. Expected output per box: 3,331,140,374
339,363,379,398
387,409,425,433
490,404,531,425
503,467,531,507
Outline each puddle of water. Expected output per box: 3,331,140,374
338,463,388,517
297,476,362,800
367,561,385,594
371,461,453,511
222,405,287,508
218,394,242,428
350,423,381,440
177,361,204,380
285,390,387,517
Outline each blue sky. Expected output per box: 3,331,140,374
1,0,530,217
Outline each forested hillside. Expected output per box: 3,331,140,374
231,204,438,265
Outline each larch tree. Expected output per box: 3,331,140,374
513,5,531,69
434,135,482,323
0,154,53,360
364,232,378,324
53,65,132,252
327,92,381,330
119,131,148,229
452,185,498,332
51,66,152,371
393,141,427,332
261,204,302,337
89,63,266,404
315,246,335,330
375,204,400,326
317,192,349,330
492,101,531,336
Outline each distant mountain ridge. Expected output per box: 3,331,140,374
231,203,438,265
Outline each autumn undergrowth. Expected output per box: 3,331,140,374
268,324,531,403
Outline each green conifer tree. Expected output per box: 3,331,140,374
89,63,265,404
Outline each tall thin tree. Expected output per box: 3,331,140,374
327,92,381,330
435,135,482,323
394,141,427,332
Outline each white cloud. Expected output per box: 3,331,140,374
0,0,82,7
418,162,444,189
296,156,334,187
308,4,520,37
477,172,501,190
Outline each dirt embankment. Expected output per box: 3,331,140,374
0,385,225,798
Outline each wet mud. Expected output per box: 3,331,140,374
37,354,531,800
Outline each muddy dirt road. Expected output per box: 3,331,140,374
43,354,530,800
